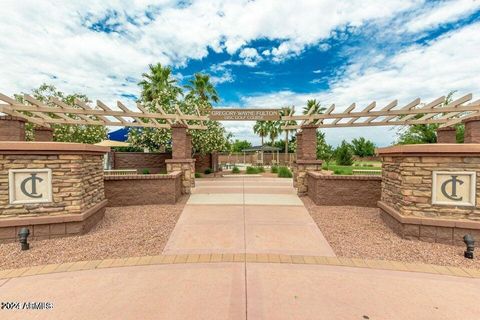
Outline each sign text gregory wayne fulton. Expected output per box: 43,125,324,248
209,109,281,121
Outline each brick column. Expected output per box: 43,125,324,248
185,133,192,158
166,123,195,194
171,123,188,159
34,127,54,141
0,116,26,141
296,132,303,159
293,125,322,195
463,116,480,143
436,127,456,143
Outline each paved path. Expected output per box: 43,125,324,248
1,177,480,319
163,177,335,256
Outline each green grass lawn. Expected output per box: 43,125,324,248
322,161,382,175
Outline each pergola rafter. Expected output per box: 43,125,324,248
0,93,208,130
281,94,480,130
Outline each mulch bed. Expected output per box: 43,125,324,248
0,197,187,270
302,196,480,269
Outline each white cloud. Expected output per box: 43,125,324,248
0,0,419,105
405,0,480,33
239,47,263,67
241,22,480,147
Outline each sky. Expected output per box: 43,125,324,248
1,0,479,146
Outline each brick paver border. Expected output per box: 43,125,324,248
1,254,479,279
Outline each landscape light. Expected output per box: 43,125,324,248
463,234,475,259
18,227,30,251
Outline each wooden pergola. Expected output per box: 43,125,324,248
281,94,480,130
0,93,208,130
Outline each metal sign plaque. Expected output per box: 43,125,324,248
9,169,53,204
432,171,476,206
209,109,281,121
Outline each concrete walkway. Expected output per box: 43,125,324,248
163,177,335,256
1,177,480,319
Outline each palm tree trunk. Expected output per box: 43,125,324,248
285,131,288,165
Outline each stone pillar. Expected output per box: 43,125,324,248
463,116,480,143
0,116,26,141
293,125,322,195
377,144,480,245
34,126,54,141
0,142,109,242
167,123,195,194
436,126,456,143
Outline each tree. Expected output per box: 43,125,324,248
253,121,269,146
266,120,281,144
351,137,376,157
129,64,230,154
185,73,219,108
315,131,335,169
303,99,326,115
230,139,252,152
280,106,297,157
15,83,107,143
396,91,464,144
335,140,354,166
138,63,182,105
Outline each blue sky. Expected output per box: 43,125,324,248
1,0,480,146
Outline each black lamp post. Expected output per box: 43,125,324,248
463,234,475,259
18,227,30,251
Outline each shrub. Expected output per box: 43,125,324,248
195,172,201,178
232,166,240,174
334,169,342,175
335,140,354,166
204,168,213,174
246,166,259,174
257,166,265,173
277,166,293,178
142,168,150,174
271,166,278,173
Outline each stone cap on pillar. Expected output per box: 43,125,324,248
0,141,110,154
462,115,480,124
436,126,456,132
165,158,196,163
0,115,26,122
300,124,319,130
34,126,53,132
171,122,188,128
377,144,480,156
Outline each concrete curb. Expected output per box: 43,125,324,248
1,254,479,279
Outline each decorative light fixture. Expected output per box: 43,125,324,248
463,234,475,259
18,227,30,251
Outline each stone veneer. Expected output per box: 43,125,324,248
166,159,195,194
378,144,480,245
0,142,109,242
293,160,322,196
307,172,381,207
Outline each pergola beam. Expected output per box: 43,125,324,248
0,92,208,130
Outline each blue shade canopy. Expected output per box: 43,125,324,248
108,127,130,142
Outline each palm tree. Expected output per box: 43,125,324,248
303,99,326,115
185,73,219,106
253,121,269,146
280,106,297,159
138,63,181,103
266,120,281,145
